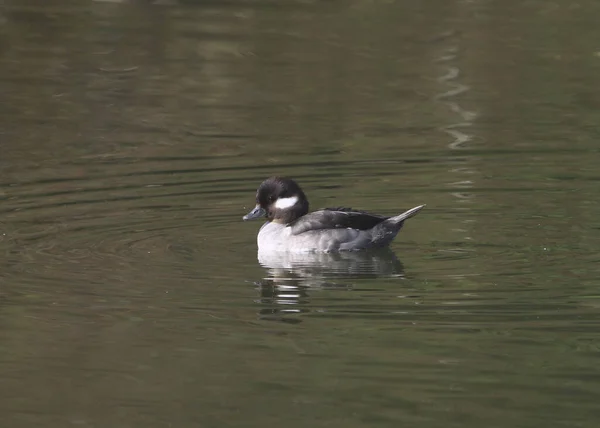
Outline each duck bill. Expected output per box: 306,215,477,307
243,205,266,221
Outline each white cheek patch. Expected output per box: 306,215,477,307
274,196,299,210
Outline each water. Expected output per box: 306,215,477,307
2,0,600,427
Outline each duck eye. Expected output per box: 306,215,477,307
268,195,275,202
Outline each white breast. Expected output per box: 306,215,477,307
257,222,292,252
257,221,377,253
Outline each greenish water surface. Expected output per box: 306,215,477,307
1,1,600,427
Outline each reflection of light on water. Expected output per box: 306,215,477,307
255,281,311,323
253,249,405,323
436,50,477,150
435,32,479,251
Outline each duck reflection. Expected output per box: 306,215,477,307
255,248,404,323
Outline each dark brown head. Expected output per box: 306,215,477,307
243,177,309,224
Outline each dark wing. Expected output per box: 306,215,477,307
288,208,389,235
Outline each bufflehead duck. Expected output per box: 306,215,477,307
243,177,424,253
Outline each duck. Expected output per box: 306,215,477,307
243,176,424,253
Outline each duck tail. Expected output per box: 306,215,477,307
387,205,426,224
